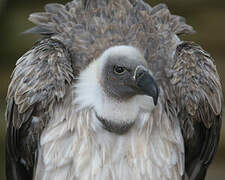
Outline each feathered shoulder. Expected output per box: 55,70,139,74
5,39,74,179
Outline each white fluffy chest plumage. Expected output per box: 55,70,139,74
34,58,184,180
34,103,184,180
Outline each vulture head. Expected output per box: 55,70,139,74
75,45,159,134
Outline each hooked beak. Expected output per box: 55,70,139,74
133,66,159,105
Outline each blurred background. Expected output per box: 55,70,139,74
0,0,224,179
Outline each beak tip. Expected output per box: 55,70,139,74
153,96,158,106
153,87,159,106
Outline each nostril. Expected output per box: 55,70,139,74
134,65,149,81
135,69,145,80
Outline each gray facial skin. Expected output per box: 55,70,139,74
101,55,159,104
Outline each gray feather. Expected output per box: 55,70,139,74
6,38,74,179
6,1,223,180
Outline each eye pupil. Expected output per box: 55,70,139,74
114,66,125,74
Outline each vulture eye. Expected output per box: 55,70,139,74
114,66,126,75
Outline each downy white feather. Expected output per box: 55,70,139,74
34,48,184,180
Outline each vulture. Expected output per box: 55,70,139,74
5,0,223,180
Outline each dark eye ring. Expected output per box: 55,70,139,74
114,66,126,74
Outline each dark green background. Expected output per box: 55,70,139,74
0,0,224,179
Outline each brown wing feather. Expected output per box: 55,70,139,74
170,42,223,180
6,38,74,180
